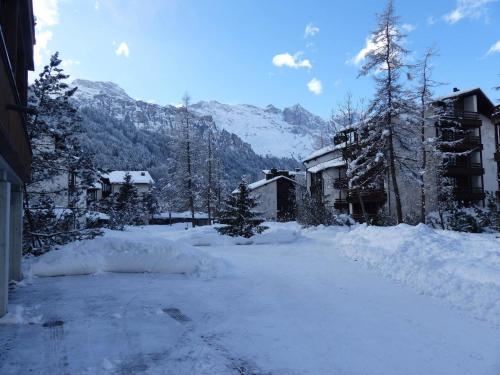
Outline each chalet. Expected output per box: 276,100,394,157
0,0,35,316
233,169,301,221
103,171,154,195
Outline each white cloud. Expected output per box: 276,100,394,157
347,35,378,66
443,0,496,24
32,0,60,69
116,42,130,58
427,16,436,26
33,0,59,28
272,52,312,69
307,78,322,95
94,1,100,11
304,23,320,38
347,25,411,66
62,59,80,68
401,23,416,32
486,40,500,55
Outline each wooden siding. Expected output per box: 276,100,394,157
0,0,34,182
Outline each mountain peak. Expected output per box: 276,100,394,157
72,79,132,101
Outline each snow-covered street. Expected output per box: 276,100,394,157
1,223,500,374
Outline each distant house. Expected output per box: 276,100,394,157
0,0,36,317
103,171,155,195
88,171,155,204
233,169,301,221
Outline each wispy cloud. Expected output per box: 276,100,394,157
307,78,322,95
486,40,500,55
427,16,436,26
94,1,100,11
443,0,496,24
401,23,416,32
272,52,312,69
346,35,379,66
33,0,59,68
115,42,130,58
347,25,411,66
304,23,320,38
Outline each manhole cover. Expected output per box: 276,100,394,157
162,308,191,323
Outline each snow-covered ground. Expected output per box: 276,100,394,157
1,223,499,374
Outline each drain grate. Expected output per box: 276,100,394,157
42,320,64,328
162,307,192,323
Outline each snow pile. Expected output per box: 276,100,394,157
308,224,500,325
0,305,43,325
172,223,304,247
31,236,223,278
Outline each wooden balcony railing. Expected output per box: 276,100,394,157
441,111,482,127
453,187,485,202
347,189,387,203
333,199,349,210
333,177,348,190
444,161,484,176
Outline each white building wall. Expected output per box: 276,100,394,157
251,182,277,221
482,115,498,194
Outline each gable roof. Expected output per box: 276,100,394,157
307,157,346,173
103,171,154,184
232,175,296,194
436,87,495,114
303,142,346,163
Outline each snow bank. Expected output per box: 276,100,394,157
308,224,500,325
0,305,43,325
171,223,304,247
31,236,223,278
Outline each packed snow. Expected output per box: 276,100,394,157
1,222,499,374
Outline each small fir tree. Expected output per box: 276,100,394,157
216,182,267,238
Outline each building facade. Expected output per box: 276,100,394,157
304,88,499,224
234,169,299,221
0,0,35,316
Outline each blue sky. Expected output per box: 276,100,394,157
33,0,500,117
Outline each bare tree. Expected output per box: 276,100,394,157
415,46,440,223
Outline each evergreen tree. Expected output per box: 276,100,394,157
23,52,99,254
114,172,142,225
216,182,267,238
357,0,413,223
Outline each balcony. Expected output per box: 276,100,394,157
333,199,349,210
444,161,484,176
333,177,348,190
441,111,482,128
439,134,482,152
347,189,387,204
492,107,500,125
453,187,485,202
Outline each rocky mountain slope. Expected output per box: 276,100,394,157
71,80,306,186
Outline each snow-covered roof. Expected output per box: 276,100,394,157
436,88,482,102
104,171,155,184
307,157,346,173
232,175,296,194
303,142,345,163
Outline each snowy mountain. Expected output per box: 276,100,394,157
191,101,326,159
72,79,326,160
70,79,301,186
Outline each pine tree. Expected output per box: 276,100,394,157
216,182,267,238
24,52,99,254
114,172,142,225
358,0,412,223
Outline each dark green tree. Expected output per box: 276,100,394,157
216,182,267,238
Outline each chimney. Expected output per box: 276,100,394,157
453,87,460,93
